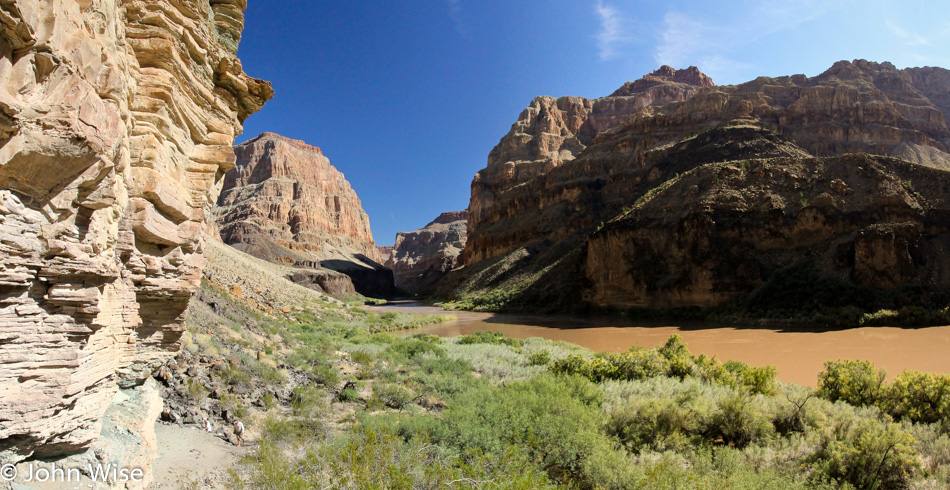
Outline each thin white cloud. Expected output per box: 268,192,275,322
885,18,931,46
446,0,465,35
595,1,627,61
654,11,714,69
652,0,849,82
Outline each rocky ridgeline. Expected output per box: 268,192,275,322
453,61,950,316
467,65,713,264
215,132,395,298
0,0,269,477
387,210,468,295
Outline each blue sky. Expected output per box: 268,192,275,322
235,1,950,246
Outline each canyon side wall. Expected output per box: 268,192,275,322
388,210,468,296
453,61,950,315
0,0,270,463
216,132,395,298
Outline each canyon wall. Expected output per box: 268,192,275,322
467,66,713,264
453,61,950,315
0,0,269,463
388,210,467,295
216,132,394,298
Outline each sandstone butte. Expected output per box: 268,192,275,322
215,132,395,298
387,210,468,296
0,0,271,482
450,61,950,315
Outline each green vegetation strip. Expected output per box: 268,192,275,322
184,281,950,489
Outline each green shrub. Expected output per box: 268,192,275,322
289,386,328,418
607,395,708,452
882,371,950,426
528,349,552,366
349,350,374,365
817,359,887,407
550,349,668,382
707,392,775,448
184,378,208,403
261,392,277,411
808,418,919,489
236,424,554,489
337,388,359,403
724,361,779,396
404,374,620,486
384,334,445,362
549,336,777,396
373,383,416,409
311,364,340,387
219,392,248,420
457,330,524,348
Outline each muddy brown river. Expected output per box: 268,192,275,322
369,302,950,386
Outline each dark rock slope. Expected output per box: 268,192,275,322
387,211,468,295
448,60,950,320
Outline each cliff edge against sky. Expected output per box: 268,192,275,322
0,0,270,474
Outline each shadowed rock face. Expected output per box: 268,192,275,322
0,0,270,463
453,61,950,314
464,66,713,263
388,211,468,296
216,132,395,298
468,65,714,264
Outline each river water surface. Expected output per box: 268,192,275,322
369,302,950,386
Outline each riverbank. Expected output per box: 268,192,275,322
369,302,950,386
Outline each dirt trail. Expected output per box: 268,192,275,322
149,423,247,488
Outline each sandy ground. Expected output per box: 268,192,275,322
149,423,247,488
3,424,245,490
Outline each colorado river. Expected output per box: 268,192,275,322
369,302,950,386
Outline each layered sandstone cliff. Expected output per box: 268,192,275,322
0,0,269,464
453,61,950,316
469,65,713,262
388,210,468,295
216,132,394,297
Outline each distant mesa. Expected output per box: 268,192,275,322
215,132,397,298
387,210,469,296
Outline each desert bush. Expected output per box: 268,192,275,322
817,359,887,407
383,334,445,362
261,392,277,411
219,392,248,420
402,374,620,486
528,349,552,366
808,418,919,489
311,364,340,387
444,341,543,381
235,424,554,489
290,386,328,418
348,349,374,365
607,395,709,452
550,350,668,382
723,361,779,396
337,387,359,403
183,378,208,403
708,392,775,448
550,336,776,395
882,370,950,426
457,330,524,348
373,383,416,409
